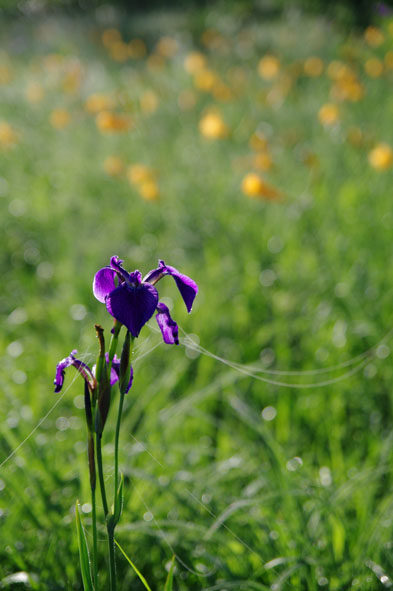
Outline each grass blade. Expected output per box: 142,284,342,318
75,501,94,591
115,539,153,591
164,556,176,591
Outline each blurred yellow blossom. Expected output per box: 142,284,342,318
249,131,268,151
318,103,339,126
103,156,124,176
62,60,83,94
346,127,364,147
110,42,129,63
96,111,132,133
85,93,115,113
147,53,166,71
184,51,207,74
193,68,218,92
384,51,393,70
253,151,273,171
178,89,197,110
364,58,383,78
0,63,11,84
127,164,159,201
155,37,178,58
140,90,159,114
102,28,122,49
304,56,324,77
139,180,159,201
258,55,280,80
127,164,154,185
25,82,44,103
241,173,281,200
364,26,384,47
199,110,228,139
0,121,19,147
368,143,393,170
50,108,71,129
128,39,146,59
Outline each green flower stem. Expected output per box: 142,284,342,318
114,391,125,501
108,320,121,365
107,524,117,591
91,483,98,590
96,433,109,518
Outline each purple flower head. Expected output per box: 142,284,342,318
93,353,134,394
93,256,198,344
54,350,97,393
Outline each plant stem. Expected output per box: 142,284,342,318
107,525,117,591
114,391,125,499
96,433,108,518
91,484,98,590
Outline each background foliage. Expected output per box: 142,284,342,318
1,3,393,590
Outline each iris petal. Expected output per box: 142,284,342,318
106,283,159,337
156,302,179,345
144,260,198,313
93,267,117,303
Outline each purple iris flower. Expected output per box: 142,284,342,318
95,353,134,394
93,256,198,343
54,350,97,393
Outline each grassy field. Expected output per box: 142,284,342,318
1,4,393,589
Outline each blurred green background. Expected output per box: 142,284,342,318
2,1,393,589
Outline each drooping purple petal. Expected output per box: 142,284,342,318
106,354,133,393
144,260,198,312
156,302,179,345
54,350,96,393
110,256,131,283
54,350,77,392
93,267,117,303
106,283,159,337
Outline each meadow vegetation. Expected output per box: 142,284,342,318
1,4,393,589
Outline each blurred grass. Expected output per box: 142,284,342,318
1,4,393,590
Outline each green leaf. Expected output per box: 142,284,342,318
164,556,176,591
113,472,124,526
115,539,152,591
75,501,94,591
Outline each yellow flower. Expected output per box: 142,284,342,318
96,111,132,133
102,28,122,49
127,39,146,59
184,51,207,74
364,26,384,48
212,82,232,102
253,151,273,171
0,121,19,147
193,68,218,92
364,58,383,78
199,110,228,139
85,93,115,114
178,89,197,110
155,37,178,58
103,156,124,176
0,63,11,84
249,132,268,152
304,56,323,77
241,173,281,200
25,82,44,103
258,55,280,80
147,53,166,71
140,90,159,114
50,108,71,129
139,180,159,201
109,42,129,63
385,51,393,70
368,143,393,170
62,60,83,94
127,164,154,185
318,103,339,126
